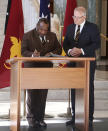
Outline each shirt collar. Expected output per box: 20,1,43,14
80,20,86,28
75,20,86,32
39,35,46,42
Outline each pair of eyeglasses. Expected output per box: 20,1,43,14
72,16,84,19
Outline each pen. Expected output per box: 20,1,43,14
34,49,37,53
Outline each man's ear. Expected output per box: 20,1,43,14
36,22,40,31
84,16,86,19
36,25,39,31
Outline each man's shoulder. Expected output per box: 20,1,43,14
84,21,99,34
24,28,36,36
85,21,98,28
66,24,75,33
67,24,75,28
47,31,56,37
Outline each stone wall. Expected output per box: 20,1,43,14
54,0,66,25
0,0,8,56
54,0,87,26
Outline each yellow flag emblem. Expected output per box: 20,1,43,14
4,36,22,69
10,36,22,58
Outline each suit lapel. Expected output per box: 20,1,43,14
72,25,76,38
79,21,88,39
46,33,50,43
33,29,42,49
68,24,75,40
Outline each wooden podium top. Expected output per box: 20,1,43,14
7,57,95,64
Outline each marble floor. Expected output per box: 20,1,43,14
0,118,108,131
95,59,108,80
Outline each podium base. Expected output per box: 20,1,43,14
58,107,72,118
0,114,9,119
45,114,54,118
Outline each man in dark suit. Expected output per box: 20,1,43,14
21,18,62,128
63,7,100,127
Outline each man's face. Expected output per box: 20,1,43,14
37,22,49,36
73,10,86,25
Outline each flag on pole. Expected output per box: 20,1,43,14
63,0,77,37
40,0,50,20
22,0,50,33
4,0,11,34
0,0,24,88
0,0,50,88
22,0,39,33
62,0,77,56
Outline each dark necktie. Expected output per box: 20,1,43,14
75,25,80,42
41,36,46,45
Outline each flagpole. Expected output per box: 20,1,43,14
33,0,39,13
58,89,72,118
67,89,71,115
23,90,26,119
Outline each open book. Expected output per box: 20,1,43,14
49,53,65,57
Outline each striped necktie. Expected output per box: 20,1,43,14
75,25,80,42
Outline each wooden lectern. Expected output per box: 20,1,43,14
8,57,95,131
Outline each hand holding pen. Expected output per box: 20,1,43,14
32,49,40,57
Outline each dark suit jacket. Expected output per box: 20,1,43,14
21,28,62,67
63,21,101,118
63,21,101,57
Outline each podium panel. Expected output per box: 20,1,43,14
20,68,85,89
8,57,95,131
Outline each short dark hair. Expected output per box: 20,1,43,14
37,18,49,26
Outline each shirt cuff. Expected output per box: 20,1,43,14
68,49,72,56
81,48,85,55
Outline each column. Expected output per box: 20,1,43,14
87,0,96,23
87,0,102,59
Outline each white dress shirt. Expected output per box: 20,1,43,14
68,20,86,56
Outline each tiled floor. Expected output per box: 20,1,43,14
0,118,108,131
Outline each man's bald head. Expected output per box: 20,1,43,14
74,7,86,17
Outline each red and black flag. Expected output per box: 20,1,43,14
62,0,77,56
4,0,11,34
0,0,24,88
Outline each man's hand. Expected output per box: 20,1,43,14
32,49,40,57
44,52,51,57
69,47,82,57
